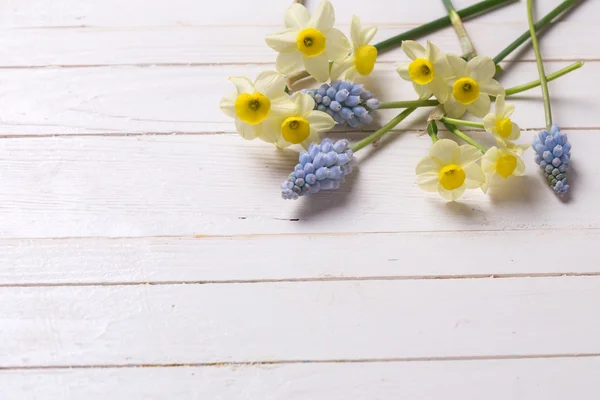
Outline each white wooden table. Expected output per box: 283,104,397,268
1,0,599,398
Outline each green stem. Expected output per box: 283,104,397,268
379,61,583,109
350,108,416,152
439,117,484,129
493,0,578,65
443,122,487,153
441,0,477,60
527,0,552,130
375,0,517,53
505,61,583,96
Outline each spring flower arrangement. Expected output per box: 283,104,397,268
220,0,582,201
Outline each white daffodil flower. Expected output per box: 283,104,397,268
416,139,485,201
396,40,453,103
481,145,529,193
444,55,504,118
483,95,521,145
265,0,350,82
330,15,378,81
263,92,335,148
220,70,296,142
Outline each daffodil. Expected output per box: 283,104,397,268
263,92,335,148
330,15,378,81
416,139,485,200
396,41,453,102
220,70,296,142
481,144,528,192
482,95,521,144
443,55,504,118
265,0,350,83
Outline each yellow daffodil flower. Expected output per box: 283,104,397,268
416,139,485,200
330,15,378,81
263,92,335,148
265,0,350,82
397,41,453,102
482,95,521,145
444,55,504,118
220,70,296,142
481,144,529,192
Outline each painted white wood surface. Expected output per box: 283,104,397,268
2,0,599,398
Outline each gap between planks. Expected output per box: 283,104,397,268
3,272,600,289
3,353,600,371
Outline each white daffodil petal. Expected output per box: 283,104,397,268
276,51,304,75
514,157,526,176
397,63,411,80
430,139,459,165
220,92,237,118
509,122,521,141
301,129,321,149
330,57,354,80
345,66,360,81
503,103,515,118
430,75,449,103
457,144,482,167
361,27,377,46
467,95,491,118
326,28,351,60
303,53,330,82
494,95,506,116
401,40,426,60
413,82,432,100
443,98,467,118
260,117,284,144
294,92,317,115
275,134,292,148
439,186,466,201
463,163,485,189
235,119,260,140
306,110,335,132
255,70,287,98
482,147,499,172
416,156,442,175
418,175,440,192
308,0,335,32
285,3,310,30
229,76,254,94
265,30,298,53
480,79,505,96
270,95,298,117
447,54,468,77
350,15,362,46
467,56,496,82
482,113,497,134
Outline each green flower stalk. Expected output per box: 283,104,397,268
527,0,552,131
441,0,478,60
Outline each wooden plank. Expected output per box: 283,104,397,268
0,132,596,238
0,22,592,67
2,277,600,367
0,0,595,28
0,61,593,135
2,357,600,399
1,229,599,285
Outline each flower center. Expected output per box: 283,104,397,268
438,163,466,191
355,45,378,75
234,92,271,125
296,28,326,57
408,58,435,85
452,77,480,104
496,154,517,178
496,117,513,138
281,116,310,144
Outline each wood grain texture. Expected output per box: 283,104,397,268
0,229,599,285
2,277,600,367
2,357,600,400
0,132,596,238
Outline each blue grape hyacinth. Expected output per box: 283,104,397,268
301,80,380,128
533,125,570,195
281,139,356,200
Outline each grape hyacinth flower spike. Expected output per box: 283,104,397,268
533,125,570,195
281,139,356,200
302,80,380,128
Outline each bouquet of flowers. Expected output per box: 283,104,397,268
220,0,582,201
